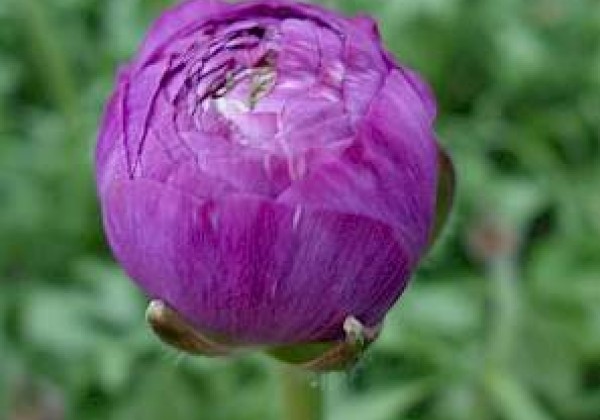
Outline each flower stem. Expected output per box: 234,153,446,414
487,254,520,370
279,365,323,420
477,251,521,418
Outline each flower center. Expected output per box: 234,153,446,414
171,17,354,158
161,11,384,197
196,24,278,109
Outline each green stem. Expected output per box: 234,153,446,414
488,254,520,369
279,365,323,420
475,252,520,418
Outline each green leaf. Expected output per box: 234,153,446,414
331,380,435,420
486,370,553,420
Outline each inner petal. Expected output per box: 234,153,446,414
160,14,381,198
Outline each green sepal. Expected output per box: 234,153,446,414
145,300,234,356
429,146,456,247
266,317,380,372
267,342,338,365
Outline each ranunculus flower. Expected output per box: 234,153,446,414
96,0,454,370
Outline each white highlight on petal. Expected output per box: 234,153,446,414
287,155,307,181
293,205,303,231
209,208,219,231
263,153,273,174
327,61,345,84
215,97,250,116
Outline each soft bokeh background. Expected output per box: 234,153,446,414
1,0,599,418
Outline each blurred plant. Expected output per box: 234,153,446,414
1,0,599,419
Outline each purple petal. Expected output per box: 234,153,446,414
400,66,438,122
279,69,438,254
96,68,132,194
103,179,410,344
349,15,382,42
135,0,226,68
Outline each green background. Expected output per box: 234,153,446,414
1,0,599,418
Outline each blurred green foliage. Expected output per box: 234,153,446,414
1,0,599,419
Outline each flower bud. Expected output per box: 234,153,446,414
96,0,454,369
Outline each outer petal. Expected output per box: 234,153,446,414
103,179,411,344
279,69,438,254
400,66,438,122
96,69,133,194
123,59,174,177
135,0,227,68
349,15,382,43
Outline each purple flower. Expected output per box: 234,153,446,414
96,0,453,365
